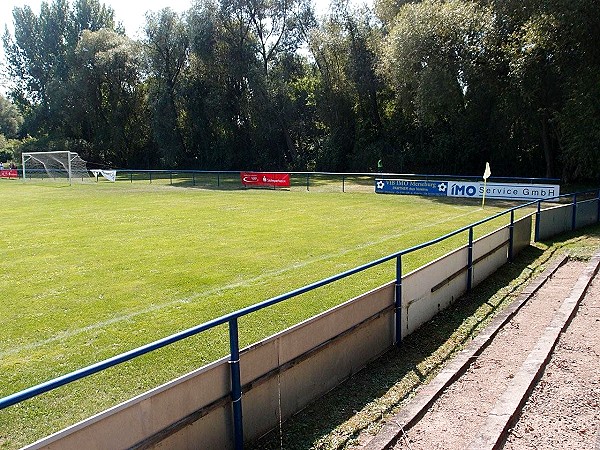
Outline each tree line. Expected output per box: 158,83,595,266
1,0,598,180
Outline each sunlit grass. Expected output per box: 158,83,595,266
0,179,523,448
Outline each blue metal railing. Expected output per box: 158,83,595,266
1,188,598,449
107,169,560,192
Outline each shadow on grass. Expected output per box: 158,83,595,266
248,244,549,450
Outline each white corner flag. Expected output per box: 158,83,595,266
483,162,491,180
482,162,491,208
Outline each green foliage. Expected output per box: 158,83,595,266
144,8,190,168
379,0,499,173
0,95,23,138
1,0,598,179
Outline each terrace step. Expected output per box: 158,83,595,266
361,251,600,450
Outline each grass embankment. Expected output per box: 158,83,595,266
251,225,600,449
0,180,519,448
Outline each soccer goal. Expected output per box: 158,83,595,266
21,151,91,184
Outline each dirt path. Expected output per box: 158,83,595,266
362,254,600,450
502,273,600,449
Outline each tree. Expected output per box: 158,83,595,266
144,8,190,167
379,0,499,173
504,13,562,178
70,29,150,166
0,94,24,163
0,95,24,138
2,0,117,136
304,0,388,171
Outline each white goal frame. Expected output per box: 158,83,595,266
21,151,90,184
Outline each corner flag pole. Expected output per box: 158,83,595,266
482,162,491,208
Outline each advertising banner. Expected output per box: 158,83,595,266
447,182,560,201
241,172,290,188
375,179,448,196
0,169,18,179
376,179,560,201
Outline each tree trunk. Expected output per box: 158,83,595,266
540,111,554,178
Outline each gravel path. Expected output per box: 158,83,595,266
502,270,600,449
391,259,589,450
357,254,600,450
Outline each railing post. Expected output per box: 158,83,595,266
535,201,541,242
508,210,515,262
170,172,173,185
130,172,133,183
149,172,152,184
229,318,244,450
306,174,310,191
218,173,221,188
395,255,402,346
342,175,345,193
597,189,600,223
572,193,577,231
467,227,473,292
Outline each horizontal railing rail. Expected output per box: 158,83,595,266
2,188,597,450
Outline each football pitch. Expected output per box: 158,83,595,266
0,180,516,447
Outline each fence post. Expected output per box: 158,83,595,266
342,176,345,193
229,318,244,450
597,190,600,223
306,174,310,191
170,172,173,185
508,210,515,262
572,193,577,231
395,255,402,346
535,201,541,242
193,172,196,187
218,173,221,188
130,172,133,183
467,227,473,292
149,172,152,184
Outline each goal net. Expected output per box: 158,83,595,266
22,151,91,184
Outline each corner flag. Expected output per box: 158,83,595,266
483,162,491,180
482,162,491,208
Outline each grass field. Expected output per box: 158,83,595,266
0,179,523,448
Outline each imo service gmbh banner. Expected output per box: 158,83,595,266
447,182,560,201
376,179,560,201
375,179,448,197
241,172,290,188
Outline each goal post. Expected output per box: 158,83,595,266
21,151,91,184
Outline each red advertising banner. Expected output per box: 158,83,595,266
0,169,18,179
240,172,290,188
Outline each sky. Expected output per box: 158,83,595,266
1,0,333,39
1,1,219,38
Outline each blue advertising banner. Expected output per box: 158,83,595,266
447,182,560,201
375,178,560,201
375,179,448,197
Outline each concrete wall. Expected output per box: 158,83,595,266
25,214,547,450
27,285,396,450
402,247,469,337
513,215,533,254
537,204,573,240
402,216,532,338
537,199,598,241
576,199,598,229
